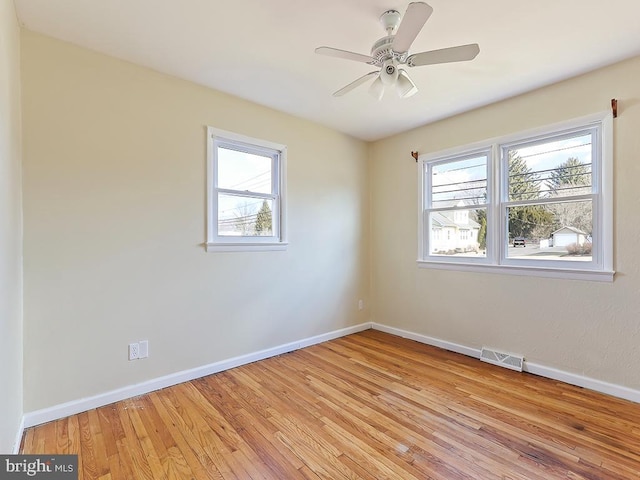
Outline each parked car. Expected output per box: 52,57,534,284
513,237,526,247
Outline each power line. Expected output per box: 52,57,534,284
432,177,487,189
515,142,591,159
509,163,592,179
218,198,265,216
434,162,486,174
224,170,271,191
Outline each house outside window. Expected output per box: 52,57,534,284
418,112,613,281
206,127,287,252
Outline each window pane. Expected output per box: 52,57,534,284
431,155,487,208
217,147,272,194
218,194,274,237
506,200,592,261
429,208,486,257
508,133,592,202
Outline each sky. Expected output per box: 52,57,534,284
513,132,592,176
429,131,593,208
217,147,273,223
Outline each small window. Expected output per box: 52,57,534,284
207,127,287,252
418,112,613,281
424,150,489,259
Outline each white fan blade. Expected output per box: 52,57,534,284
407,43,480,67
315,46,375,64
369,76,385,101
392,2,433,53
333,71,379,97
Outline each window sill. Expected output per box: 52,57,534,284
206,242,289,252
417,260,614,282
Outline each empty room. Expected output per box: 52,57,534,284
2,0,640,478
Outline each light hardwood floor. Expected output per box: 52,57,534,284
21,330,640,479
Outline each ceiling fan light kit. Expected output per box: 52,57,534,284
396,69,418,98
315,1,480,100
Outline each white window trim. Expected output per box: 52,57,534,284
206,126,288,252
417,111,614,282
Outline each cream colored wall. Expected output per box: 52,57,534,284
21,31,370,412
370,55,640,389
0,0,23,452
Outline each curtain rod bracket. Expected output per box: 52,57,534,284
611,98,618,118
411,151,419,162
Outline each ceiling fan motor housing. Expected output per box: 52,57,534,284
380,9,401,34
371,36,406,66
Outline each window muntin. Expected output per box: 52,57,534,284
418,113,612,280
207,127,287,251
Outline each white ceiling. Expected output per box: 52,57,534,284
13,0,640,141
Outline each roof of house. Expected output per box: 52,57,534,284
432,211,480,229
551,226,588,236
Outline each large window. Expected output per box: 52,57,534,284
419,112,613,281
207,127,287,251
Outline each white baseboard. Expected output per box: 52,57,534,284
22,320,640,430
23,322,372,428
371,323,481,359
371,323,640,404
523,362,640,403
12,415,25,454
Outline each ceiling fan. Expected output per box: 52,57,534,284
315,2,480,100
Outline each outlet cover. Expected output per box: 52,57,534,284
129,342,139,360
139,340,149,359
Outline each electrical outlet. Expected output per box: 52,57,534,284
138,340,149,359
358,299,364,310
129,342,139,360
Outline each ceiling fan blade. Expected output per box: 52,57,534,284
407,43,480,67
392,2,433,53
369,76,385,101
333,71,379,97
315,46,375,64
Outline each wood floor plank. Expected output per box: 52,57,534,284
155,386,241,479
55,417,69,454
114,400,154,480
124,399,167,480
67,414,83,479
87,409,110,478
77,411,99,480
192,377,310,479
168,383,260,479
147,391,224,480
20,427,35,453
19,330,640,479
